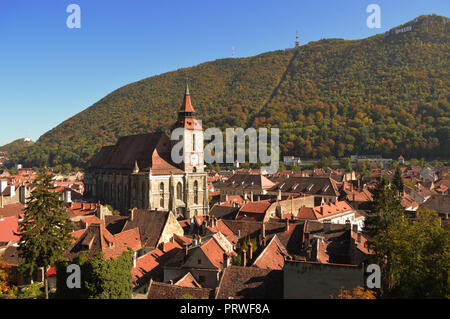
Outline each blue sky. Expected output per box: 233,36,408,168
0,0,448,145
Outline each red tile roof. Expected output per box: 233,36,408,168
0,202,24,218
297,201,354,220
132,241,182,287
174,272,202,288
200,237,228,269
239,200,271,214
252,235,288,270
0,216,20,243
114,227,142,251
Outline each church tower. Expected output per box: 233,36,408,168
172,84,208,218
173,84,204,174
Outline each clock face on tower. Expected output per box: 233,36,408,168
190,153,199,166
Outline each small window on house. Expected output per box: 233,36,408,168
198,276,205,283
197,259,202,264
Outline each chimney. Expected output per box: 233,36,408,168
223,253,230,268
65,189,72,203
242,249,246,267
250,191,254,202
185,244,189,256
248,243,253,260
132,251,137,268
237,229,241,239
0,180,7,194
130,208,135,221
225,194,229,202
262,222,266,239
277,189,282,200
320,206,324,215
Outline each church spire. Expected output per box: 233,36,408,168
179,83,195,113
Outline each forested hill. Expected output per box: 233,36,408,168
0,139,34,154
10,14,450,169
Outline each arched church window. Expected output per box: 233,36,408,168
193,133,196,151
177,182,183,200
194,180,199,204
159,182,164,208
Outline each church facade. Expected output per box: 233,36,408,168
84,85,209,219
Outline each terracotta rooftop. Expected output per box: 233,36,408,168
147,280,214,299
132,242,182,288
0,202,24,218
174,272,202,288
252,235,289,270
0,216,20,243
297,201,355,220
122,210,170,248
270,176,340,197
215,266,283,299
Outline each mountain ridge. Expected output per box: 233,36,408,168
9,14,450,168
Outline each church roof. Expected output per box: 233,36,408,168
89,132,183,175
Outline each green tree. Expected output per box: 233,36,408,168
56,250,133,299
392,167,404,196
16,169,74,299
364,176,407,297
339,157,352,172
393,207,449,298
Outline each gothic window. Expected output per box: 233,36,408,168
194,180,198,204
177,182,183,200
159,182,164,208
193,133,196,151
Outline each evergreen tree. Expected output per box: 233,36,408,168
392,167,404,196
364,176,407,297
16,169,74,299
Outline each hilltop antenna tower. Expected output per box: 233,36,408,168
232,46,235,58
295,29,300,48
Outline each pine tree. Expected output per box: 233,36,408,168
364,176,407,297
392,167,404,196
16,169,73,299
